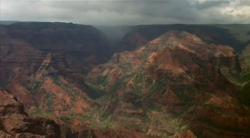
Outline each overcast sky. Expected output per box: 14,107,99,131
0,0,249,25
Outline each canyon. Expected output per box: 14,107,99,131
0,22,250,138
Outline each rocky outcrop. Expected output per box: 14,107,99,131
1,22,250,138
89,31,239,95
0,90,145,138
87,32,249,137
0,90,61,138
71,128,147,138
0,36,94,118
0,23,101,127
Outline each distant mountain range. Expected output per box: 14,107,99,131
0,22,250,138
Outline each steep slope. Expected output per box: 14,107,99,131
2,22,112,73
0,23,106,130
0,34,42,88
236,45,250,107
117,24,249,52
1,23,250,137
242,45,250,71
0,90,61,137
0,89,150,138
87,32,250,138
0,38,95,122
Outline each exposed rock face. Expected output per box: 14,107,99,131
89,31,239,95
1,22,250,138
87,32,250,138
0,35,42,88
0,23,100,128
0,35,94,116
70,128,147,138
0,91,146,138
0,90,61,138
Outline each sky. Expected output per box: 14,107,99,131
0,0,250,25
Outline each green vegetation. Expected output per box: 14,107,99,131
241,73,250,83
132,72,147,95
222,67,250,106
222,57,250,106
85,81,105,97
239,82,250,106
86,75,123,96
132,71,169,97
52,76,81,100
220,67,249,87
120,63,133,71
80,108,118,130
242,47,250,70
47,93,55,112
205,104,223,114
30,108,54,118
133,72,147,83
51,76,61,86
60,114,78,124
30,81,43,93
145,111,189,138
149,78,167,94
110,80,124,93
141,51,150,61
238,48,250,106
96,76,109,89
90,116,116,129
175,85,196,104
85,76,109,93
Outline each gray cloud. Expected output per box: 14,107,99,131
195,0,230,9
1,0,250,25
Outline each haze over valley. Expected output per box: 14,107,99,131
0,0,250,138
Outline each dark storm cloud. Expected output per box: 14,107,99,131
1,0,250,25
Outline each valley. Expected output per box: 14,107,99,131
0,22,250,138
